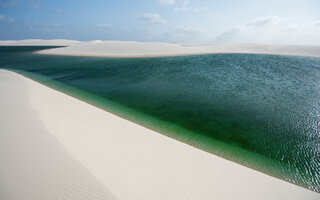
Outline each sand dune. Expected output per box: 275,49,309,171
2,39,319,57
0,69,318,200
36,40,320,58
0,39,80,46
0,70,118,200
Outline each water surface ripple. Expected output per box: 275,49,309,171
1,46,319,192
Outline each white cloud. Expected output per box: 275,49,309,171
19,22,64,32
0,15,5,21
97,24,115,30
174,6,206,12
214,16,320,44
160,24,208,43
24,22,33,30
0,0,16,8
158,0,175,5
0,14,14,22
29,1,40,10
7,16,13,22
139,13,166,24
176,25,204,35
312,21,320,26
182,0,189,7
158,0,206,13
173,0,206,12
246,16,280,27
55,8,63,14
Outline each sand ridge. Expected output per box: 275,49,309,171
36,40,320,58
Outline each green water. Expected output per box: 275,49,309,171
1,46,319,192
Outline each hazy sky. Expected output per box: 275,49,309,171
0,0,319,44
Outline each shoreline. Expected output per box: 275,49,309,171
11,68,298,191
1,69,319,199
35,41,320,58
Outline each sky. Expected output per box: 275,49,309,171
0,0,320,44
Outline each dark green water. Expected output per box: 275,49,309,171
1,46,319,192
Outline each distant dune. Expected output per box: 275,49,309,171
0,39,80,46
1,39,319,57
33,40,320,58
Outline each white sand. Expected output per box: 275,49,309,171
0,39,80,46
0,70,118,200
37,40,320,58
0,69,319,200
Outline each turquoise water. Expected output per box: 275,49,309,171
0,46,319,192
